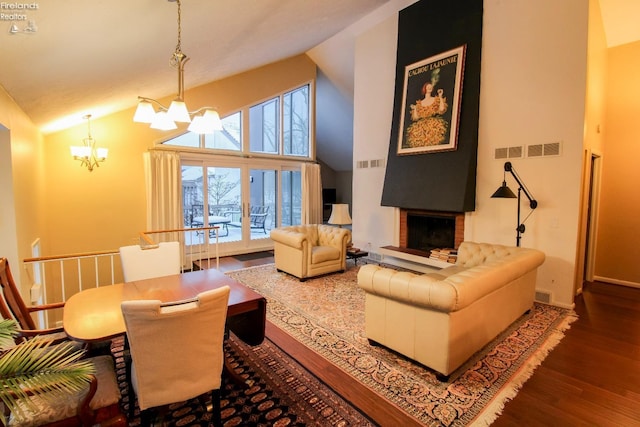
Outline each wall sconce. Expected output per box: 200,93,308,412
491,161,538,246
70,114,107,172
328,204,352,228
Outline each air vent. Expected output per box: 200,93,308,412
528,142,562,158
494,146,523,160
535,290,552,304
368,252,383,262
356,160,369,169
370,159,385,168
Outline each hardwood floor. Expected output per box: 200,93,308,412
494,281,640,426
220,253,640,426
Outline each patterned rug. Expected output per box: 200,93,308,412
112,334,374,426
227,264,578,426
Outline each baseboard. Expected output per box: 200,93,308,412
593,276,640,289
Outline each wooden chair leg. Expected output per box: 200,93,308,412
139,409,153,427
211,389,221,426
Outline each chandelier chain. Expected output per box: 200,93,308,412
171,0,184,67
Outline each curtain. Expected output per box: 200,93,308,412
301,163,322,224
143,150,182,234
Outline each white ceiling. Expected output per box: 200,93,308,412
0,0,389,133
598,0,640,47
0,0,636,171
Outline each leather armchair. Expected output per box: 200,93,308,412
270,224,351,280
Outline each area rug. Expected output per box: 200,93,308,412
227,264,578,426
111,334,374,426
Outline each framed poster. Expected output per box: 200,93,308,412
397,45,466,155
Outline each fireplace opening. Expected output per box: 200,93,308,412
407,214,455,253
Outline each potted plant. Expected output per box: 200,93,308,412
0,318,94,425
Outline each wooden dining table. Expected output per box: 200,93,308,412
63,268,266,347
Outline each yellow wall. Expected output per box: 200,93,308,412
594,41,640,285
575,0,608,291
0,86,46,294
42,54,316,255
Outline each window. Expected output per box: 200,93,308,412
162,82,312,247
161,83,311,160
249,98,279,154
204,112,241,151
284,86,310,157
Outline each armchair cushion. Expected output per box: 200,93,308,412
312,246,341,264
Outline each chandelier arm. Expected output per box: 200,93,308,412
189,106,218,115
137,97,169,112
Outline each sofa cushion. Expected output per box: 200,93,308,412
423,265,468,280
456,242,515,268
311,245,340,263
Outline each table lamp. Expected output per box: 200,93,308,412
328,204,352,228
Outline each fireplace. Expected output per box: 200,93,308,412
399,209,464,257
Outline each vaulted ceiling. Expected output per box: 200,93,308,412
0,0,637,173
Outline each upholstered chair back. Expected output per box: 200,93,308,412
121,286,230,411
119,241,181,282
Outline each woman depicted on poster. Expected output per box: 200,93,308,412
397,45,465,155
405,69,449,148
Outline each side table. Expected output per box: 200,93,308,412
347,249,368,266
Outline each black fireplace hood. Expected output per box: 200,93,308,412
380,0,482,213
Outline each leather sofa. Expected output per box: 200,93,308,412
270,224,351,280
357,241,545,378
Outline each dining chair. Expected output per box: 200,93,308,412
121,286,230,426
118,241,181,282
0,257,69,344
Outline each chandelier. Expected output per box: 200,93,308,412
133,0,223,134
70,115,108,172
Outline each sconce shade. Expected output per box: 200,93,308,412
491,181,517,199
328,204,352,226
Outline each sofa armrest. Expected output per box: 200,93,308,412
270,228,309,249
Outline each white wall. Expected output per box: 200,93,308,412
352,0,589,308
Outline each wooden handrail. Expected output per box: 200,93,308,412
24,249,118,263
139,226,220,246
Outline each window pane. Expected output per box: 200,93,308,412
283,85,309,157
250,169,276,239
162,132,200,148
281,170,301,226
204,112,241,151
182,165,204,228
249,98,279,154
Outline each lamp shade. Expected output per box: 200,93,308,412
133,100,156,123
150,111,177,131
328,204,352,226
167,99,191,123
491,181,517,199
